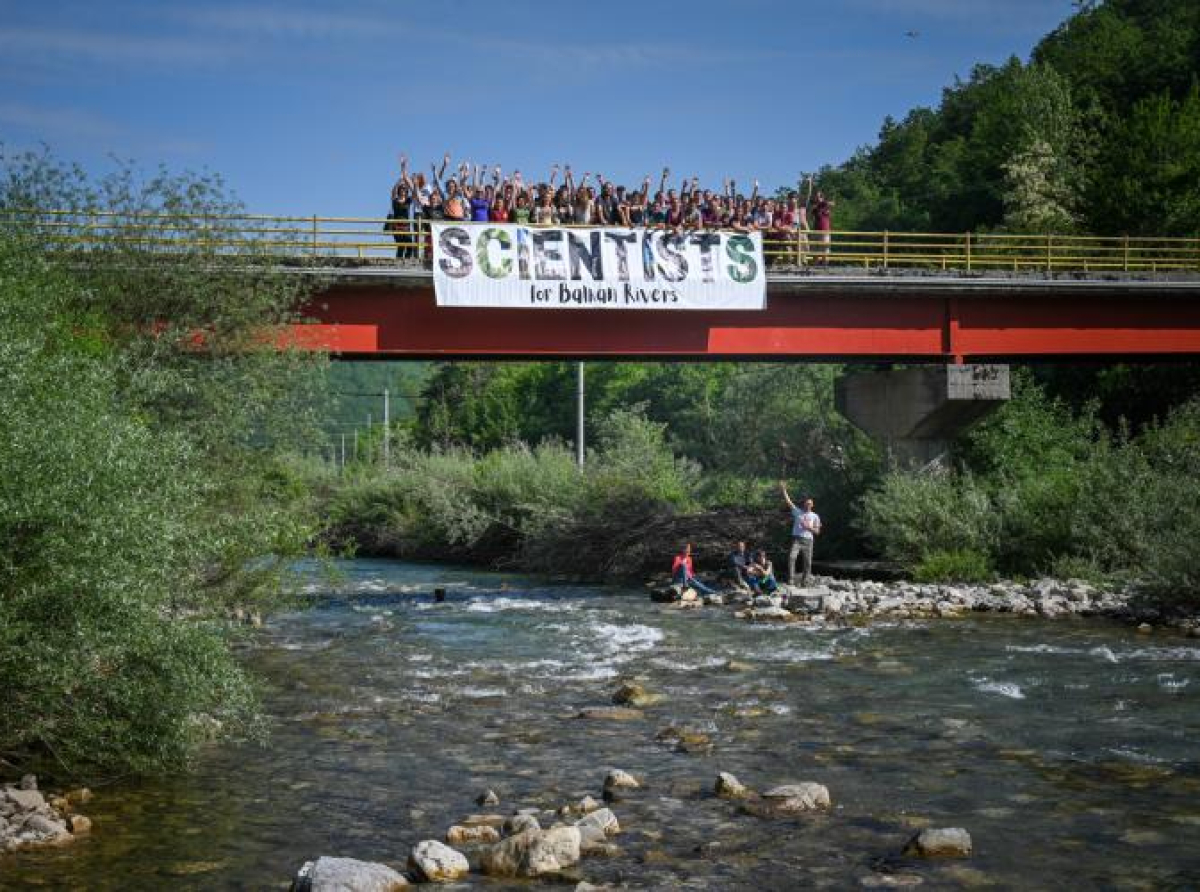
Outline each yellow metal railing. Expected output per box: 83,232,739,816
3,209,1199,274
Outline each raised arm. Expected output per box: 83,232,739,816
802,174,814,207
549,163,560,187
564,165,575,192
751,178,760,202
780,480,797,511
659,166,670,196
436,152,450,182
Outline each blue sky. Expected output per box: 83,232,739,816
0,0,1077,217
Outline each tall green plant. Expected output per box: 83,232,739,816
0,150,325,777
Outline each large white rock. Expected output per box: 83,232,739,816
480,826,582,878
762,782,831,811
603,769,639,791
575,807,621,837
407,839,469,883
294,856,409,891
714,772,749,799
446,824,500,846
904,827,972,858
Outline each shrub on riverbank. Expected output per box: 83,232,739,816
324,408,724,577
0,151,323,778
859,379,1200,608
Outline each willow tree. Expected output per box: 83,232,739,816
0,148,327,777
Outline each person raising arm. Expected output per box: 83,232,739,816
781,481,821,587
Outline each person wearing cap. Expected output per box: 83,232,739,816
781,482,821,586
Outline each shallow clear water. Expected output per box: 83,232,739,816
7,559,1200,890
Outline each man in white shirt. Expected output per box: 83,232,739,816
781,481,821,587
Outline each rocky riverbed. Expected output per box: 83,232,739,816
653,573,1200,634
1,775,93,854
5,559,1200,889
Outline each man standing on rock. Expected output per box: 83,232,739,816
781,482,821,587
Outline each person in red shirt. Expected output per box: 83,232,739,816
671,543,716,594
811,189,835,263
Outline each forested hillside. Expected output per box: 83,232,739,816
816,0,1199,236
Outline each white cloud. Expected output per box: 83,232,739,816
167,4,398,39
0,100,125,139
0,25,243,67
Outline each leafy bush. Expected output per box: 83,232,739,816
913,549,994,583
0,151,322,778
858,469,998,566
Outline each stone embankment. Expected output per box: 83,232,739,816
291,768,974,890
1,775,94,854
652,575,1200,634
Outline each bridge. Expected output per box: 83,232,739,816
14,209,1200,362
269,216,1200,363
17,210,1200,466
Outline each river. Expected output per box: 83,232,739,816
7,559,1200,889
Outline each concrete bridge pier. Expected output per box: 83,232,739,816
835,364,1011,470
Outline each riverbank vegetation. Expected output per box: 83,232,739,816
0,149,325,778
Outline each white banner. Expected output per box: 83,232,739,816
432,223,765,310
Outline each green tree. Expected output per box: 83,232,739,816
0,149,324,777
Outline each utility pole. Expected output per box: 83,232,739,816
383,388,391,467
576,361,585,468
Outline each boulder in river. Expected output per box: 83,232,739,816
292,856,410,891
742,605,799,623
503,813,541,837
1,783,74,852
575,807,621,837
460,813,505,828
763,783,831,808
655,725,712,753
577,706,645,722
903,827,973,858
603,769,640,792
715,772,750,799
446,824,500,846
611,683,663,708
406,839,469,882
480,826,581,878
475,789,500,807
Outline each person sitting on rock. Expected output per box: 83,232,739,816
728,541,753,589
746,549,778,595
672,543,716,595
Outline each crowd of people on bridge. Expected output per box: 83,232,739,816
387,152,835,261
